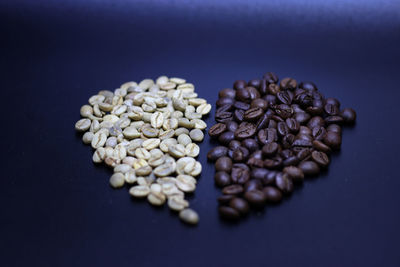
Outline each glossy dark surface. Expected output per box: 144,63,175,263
1,1,400,266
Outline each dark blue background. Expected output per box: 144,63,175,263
1,1,400,266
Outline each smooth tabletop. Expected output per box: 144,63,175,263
1,1,400,266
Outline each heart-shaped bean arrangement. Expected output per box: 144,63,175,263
75,76,211,225
208,72,357,221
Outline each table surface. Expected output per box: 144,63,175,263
1,1,400,266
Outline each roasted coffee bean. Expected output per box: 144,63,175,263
307,99,324,115
263,72,279,84
241,138,259,152
263,186,283,203
231,163,251,184
232,147,250,162
264,94,277,105
299,81,318,91
323,131,342,149
222,184,244,195
234,109,245,122
251,168,269,180
229,198,250,215
294,112,311,124
307,116,325,129
233,80,247,90
216,104,233,113
219,206,240,220
340,108,356,124
292,139,313,148
280,77,297,90
296,148,312,161
262,142,278,156
208,123,226,138
228,140,242,150
259,79,268,95
258,128,277,145
226,121,238,132
299,126,312,135
324,103,339,115
246,86,260,100
268,83,280,95
207,146,228,161
325,115,344,124
218,131,235,145
216,97,235,107
219,88,236,99
235,122,256,139
311,151,330,167
327,124,342,134
234,101,250,110
275,172,293,194
267,119,277,129
218,195,234,205
244,179,263,192
325,97,340,107
264,157,283,169
244,107,263,121
281,149,294,159
277,122,289,136
255,113,270,130
312,126,327,141
283,166,304,182
247,157,264,168
274,104,293,119
281,134,295,149
262,171,278,185
299,161,320,176
248,79,261,89
250,99,268,110
286,118,300,133
215,171,231,187
283,156,299,166
236,88,251,102
277,90,293,104
295,92,313,107
312,140,332,154
244,190,266,207
215,157,233,172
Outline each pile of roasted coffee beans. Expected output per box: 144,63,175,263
208,72,356,221
75,76,211,225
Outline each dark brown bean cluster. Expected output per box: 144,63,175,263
207,72,356,221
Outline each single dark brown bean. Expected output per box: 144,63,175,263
236,88,251,102
296,148,312,161
294,92,313,107
246,86,261,100
215,111,233,123
233,101,250,110
244,190,267,207
262,142,278,156
326,124,342,134
294,112,311,124
255,113,270,130
281,149,293,159
281,134,295,149
241,138,259,152
229,198,250,215
277,122,289,136
219,206,240,220
307,116,325,129
298,161,320,176
283,156,299,166
325,115,344,125
263,186,283,203
233,80,247,90
247,157,264,168
311,151,330,167
312,126,326,141
259,79,268,95
234,109,245,122
274,104,293,119
264,94,277,105
340,108,356,124
248,79,261,89
208,123,227,138
262,171,278,185
292,139,313,147
286,118,300,133
280,77,297,90
215,171,231,187
323,131,342,149
232,147,250,162
263,72,279,84
268,119,277,129
283,166,304,182
325,97,340,108
216,97,235,107
277,90,293,104
258,128,277,145
244,179,263,192
207,146,228,161
251,168,269,180
244,107,263,121
231,163,251,184
235,122,257,139
222,184,244,195
215,157,233,172
312,140,332,154
218,131,235,145
250,98,268,110
299,126,312,135
219,88,236,99
225,121,238,132
264,157,283,169
228,140,241,150
324,103,339,115
275,172,293,194
218,195,234,205
268,83,280,95
299,81,318,91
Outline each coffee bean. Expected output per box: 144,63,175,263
264,157,282,169
215,157,233,172
312,140,332,154
219,206,240,220
311,151,330,167
251,168,269,180
255,113,270,130
263,72,279,84
244,190,266,207
263,186,283,203
231,163,251,184
234,109,245,122
241,138,259,152
208,123,227,138
277,90,293,104
234,101,250,110
215,171,231,187
264,94,277,105
298,161,320,176
244,107,263,121
215,111,233,123
218,195,234,205
207,146,228,161
286,118,300,133
312,126,326,141
280,77,297,90
296,148,312,161
222,184,244,195
235,122,257,139
277,122,289,136
219,88,236,99
229,198,250,215
325,116,344,125
325,97,340,107
283,166,304,182
294,112,311,124
246,86,261,100
218,131,235,145
233,80,247,90
250,98,268,110
323,131,342,149
340,108,356,124
232,147,250,162
283,156,299,166
307,116,325,129
327,124,342,134
324,103,339,115
275,172,293,194
244,179,263,192
299,81,318,91
226,121,238,132
229,140,242,150
268,83,280,95
262,142,278,156
216,97,235,107
236,88,251,102
257,128,277,145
